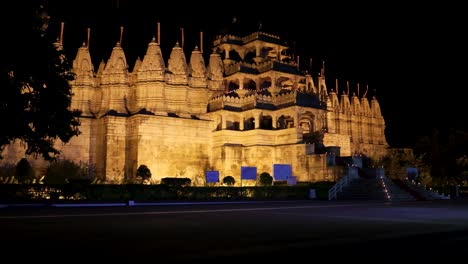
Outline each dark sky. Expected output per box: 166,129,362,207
19,1,468,147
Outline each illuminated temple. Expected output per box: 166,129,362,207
1,29,388,184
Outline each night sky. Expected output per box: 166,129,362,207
14,1,467,147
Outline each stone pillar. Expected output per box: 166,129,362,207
272,113,277,129
256,78,260,91
225,47,230,59
239,116,244,131
239,77,244,90
293,114,298,128
255,114,260,129
253,44,262,64
221,115,227,129
255,44,261,57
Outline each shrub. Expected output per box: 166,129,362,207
43,160,91,184
258,172,273,186
222,176,235,186
0,164,16,183
161,177,191,187
15,158,35,183
136,164,152,183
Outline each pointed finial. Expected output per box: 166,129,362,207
357,83,360,97
151,36,156,42
87,27,91,49
346,80,350,95
194,45,199,51
321,60,325,77
335,78,338,92
180,27,184,49
60,22,64,46
200,31,204,54
82,42,86,47
157,21,161,45
363,84,369,98
120,26,124,45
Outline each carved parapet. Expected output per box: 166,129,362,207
224,62,241,76
256,90,296,108
223,93,256,110
273,90,296,106
257,61,273,73
208,95,224,112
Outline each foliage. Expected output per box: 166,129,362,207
136,164,152,183
15,158,35,183
0,184,334,202
0,164,16,183
0,3,81,160
161,177,191,187
222,176,235,186
414,128,468,186
377,148,416,180
258,172,273,186
43,159,92,184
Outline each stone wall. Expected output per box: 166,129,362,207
131,115,212,183
323,133,351,156
211,143,328,185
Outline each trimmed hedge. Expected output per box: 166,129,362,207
0,181,334,202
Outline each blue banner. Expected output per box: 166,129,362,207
205,171,219,183
273,164,292,181
241,166,257,180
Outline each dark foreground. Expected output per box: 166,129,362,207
1,200,468,262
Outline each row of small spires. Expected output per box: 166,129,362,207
54,21,203,53
56,21,376,98
330,80,371,98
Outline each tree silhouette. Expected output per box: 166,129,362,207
136,165,152,183
258,172,273,186
222,176,235,186
0,2,81,160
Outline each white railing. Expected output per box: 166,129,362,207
328,174,351,200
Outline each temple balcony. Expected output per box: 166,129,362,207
211,127,303,147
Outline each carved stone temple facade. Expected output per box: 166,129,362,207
1,30,388,184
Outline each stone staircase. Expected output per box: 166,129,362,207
336,176,416,201
396,179,450,200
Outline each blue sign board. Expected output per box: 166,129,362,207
406,167,419,180
273,164,292,181
287,176,297,185
241,166,257,180
206,171,220,183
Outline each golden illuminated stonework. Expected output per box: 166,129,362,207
1,30,388,184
